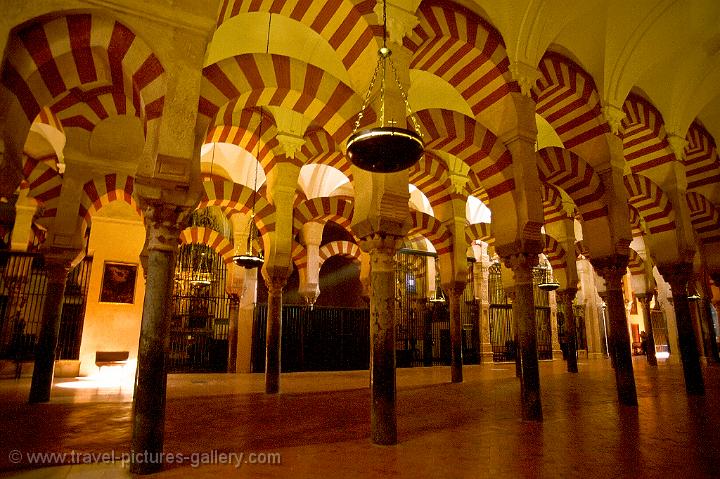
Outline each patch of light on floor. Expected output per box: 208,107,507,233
56,360,136,390
655,352,670,359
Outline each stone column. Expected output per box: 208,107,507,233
657,263,704,395
227,293,239,373
131,207,184,475
363,234,401,445
28,254,75,403
593,256,637,406
263,271,287,394
557,288,578,373
503,253,542,421
636,293,657,366
448,285,464,383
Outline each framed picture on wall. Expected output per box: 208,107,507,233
99,262,138,304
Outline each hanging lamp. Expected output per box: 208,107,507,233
538,260,560,292
232,110,265,269
233,16,273,269
190,249,213,286
346,0,424,173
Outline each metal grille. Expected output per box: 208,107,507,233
169,243,230,372
533,268,552,360
650,309,670,354
395,250,433,367
394,251,479,367
487,263,553,361
0,252,92,361
57,258,93,359
488,263,515,362
251,304,370,372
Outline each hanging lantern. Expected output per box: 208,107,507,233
346,1,424,173
233,111,265,269
538,260,560,292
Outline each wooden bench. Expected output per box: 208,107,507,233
95,351,130,369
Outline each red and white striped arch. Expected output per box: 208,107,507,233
415,108,514,202
34,107,64,134
542,234,566,271
2,14,165,128
537,147,605,221
215,0,377,72
541,183,568,225
627,248,645,276
295,127,352,181
621,93,675,173
406,0,517,116
198,178,276,235
179,227,235,265
408,151,460,213
206,108,285,172
292,197,354,235
686,191,720,244
291,240,307,277
198,54,365,143
623,173,675,234
684,121,720,192
628,206,644,238
533,53,609,150
318,240,361,267
54,86,138,133
21,154,62,223
408,210,452,255
465,222,493,246
78,173,140,234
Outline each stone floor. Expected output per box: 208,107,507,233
0,357,719,478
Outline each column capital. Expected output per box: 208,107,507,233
601,103,626,135
262,266,290,293
666,133,688,162
275,132,306,159
359,233,403,273
590,254,629,291
374,1,419,46
500,251,538,285
509,61,541,97
556,288,577,303
141,201,192,253
41,247,84,282
657,262,693,293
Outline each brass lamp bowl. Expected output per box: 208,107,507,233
347,126,423,173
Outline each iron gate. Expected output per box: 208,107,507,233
650,309,670,354
533,268,553,360
487,262,553,362
394,250,479,367
251,304,370,372
0,252,92,361
488,263,515,361
169,243,230,372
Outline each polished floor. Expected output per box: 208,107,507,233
1,357,719,478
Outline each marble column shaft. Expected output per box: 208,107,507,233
131,224,179,475
366,236,399,445
448,288,463,383
593,256,638,406
227,294,239,373
558,289,578,373
265,280,284,394
637,294,657,366
505,254,542,421
658,263,704,395
28,260,72,403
